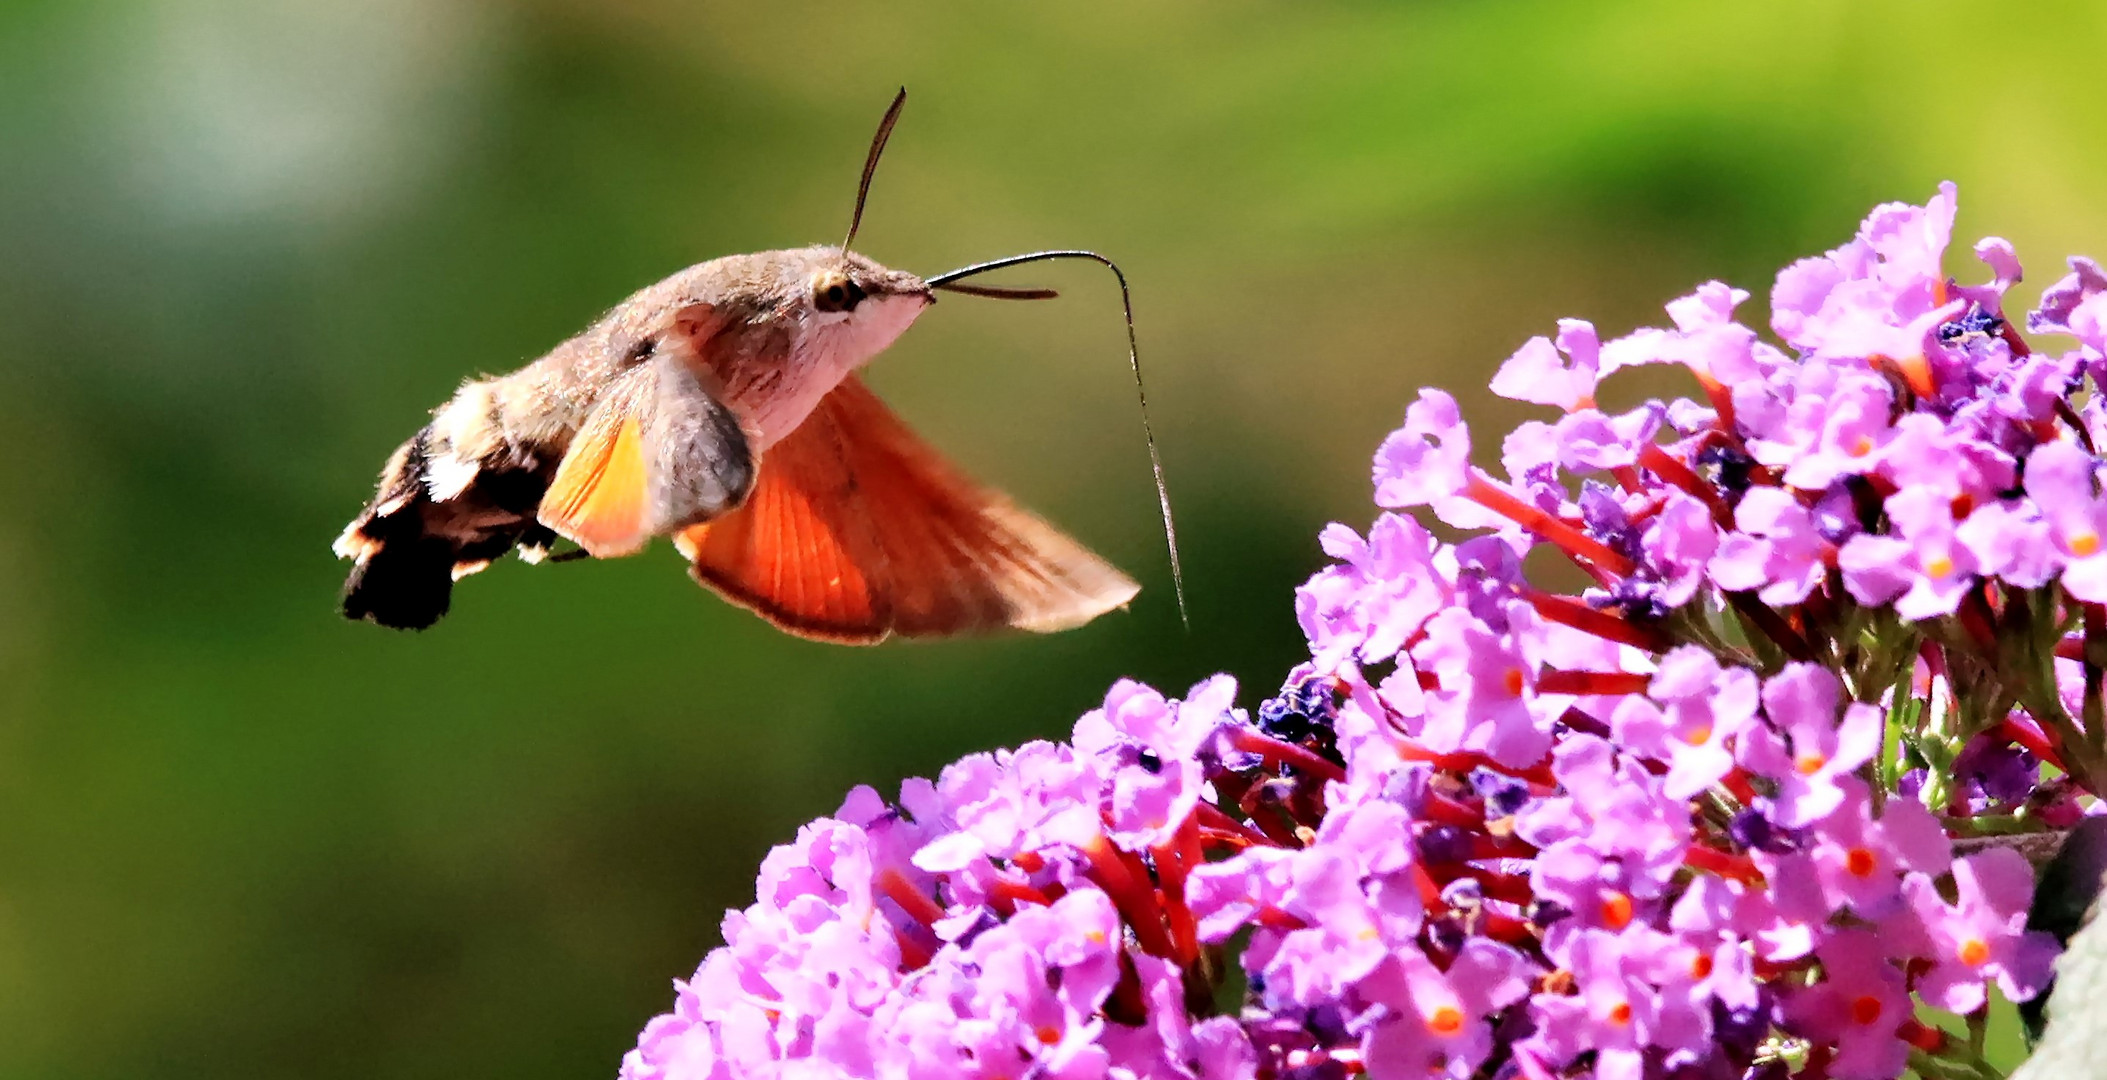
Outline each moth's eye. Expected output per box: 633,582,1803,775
811,271,866,314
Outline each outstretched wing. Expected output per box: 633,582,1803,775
539,353,754,557
674,376,1138,643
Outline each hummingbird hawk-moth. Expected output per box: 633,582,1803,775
334,90,1181,643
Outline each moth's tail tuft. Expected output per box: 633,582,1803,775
335,429,460,631
339,527,457,630
337,405,563,631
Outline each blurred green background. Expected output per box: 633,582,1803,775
4,1,2105,1076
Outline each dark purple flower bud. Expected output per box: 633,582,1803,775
1304,1004,1353,1044
948,906,1003,947
1811,485,1860,545
1470,767,1533,817
1712,995,1772,1057
1591,577,1671,621
1727,806,1802,855
1580,481,1642,557
1696,442,1757,500
1279,1061,1350,1080
1955,736,2038,807
1937,304,2004,343
1426,912,1469,953
1420,824,1478,865
1382,763,1436,812
1528,898,1572,929
1295,680,1338,721
1258,674,1342,763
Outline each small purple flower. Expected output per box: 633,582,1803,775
1528,929,1664,1080
1806,779,1949,918
1408,605,1555,768
1838,486,1978,619
1490,319,1602,412
1555,403,1665,474
1953,735,2040,810
1739,664,1883,827
1602,280,1772,389
1708,486,1829,604
1874,413,2013,503
1990,350,2080,425
1956,497,2060,589
1247,852,1421,1006
2029,255,2107,355
2022,439,2107,600
1296,557,1371,673
1296,514,1449,667
1072,677,1236,849
1772,182,1956,361
1374,389,1473,509
1902,849,2059,1014
1520,737,1690,927
1638,491,1718,608
1767,369,1895,490
914,742,1099,871
1783,930,1911,1080
1448,535,1527,629
1612,647,1758,799
1357,941,1532,1077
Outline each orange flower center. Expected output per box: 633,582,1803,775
1796,751,1828,776
1924,553,1955,580
1600,891,1634,930
1037,1025,1063,1045
1851,994,1884,1027
1681,723,1714,746
1607,1001,1633,1026
2075,531,2101,557
1845,847,1878,878
1427,1005,1465,1035
1958,939,1990,967
1851,434,1875,458
1502,667,1526,696
1691,953,1714,979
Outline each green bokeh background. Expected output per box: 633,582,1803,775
4,2,2105,1076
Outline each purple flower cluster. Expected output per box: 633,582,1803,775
621,184,2101,1080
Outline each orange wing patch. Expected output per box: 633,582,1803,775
541,415,652,558
677,376,1139,643
675,415,884,643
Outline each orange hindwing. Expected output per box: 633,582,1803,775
675,376,1138,643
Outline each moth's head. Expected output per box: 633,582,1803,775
772,245,933,360
793,247,931,318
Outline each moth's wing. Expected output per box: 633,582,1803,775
674,376,1139,643
642,353,756,531
539,375,652,558
673,412,888,643
539,352,753,558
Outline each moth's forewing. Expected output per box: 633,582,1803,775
643,344,756,534
538,350,755,558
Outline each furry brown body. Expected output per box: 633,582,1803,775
336,246,1139,640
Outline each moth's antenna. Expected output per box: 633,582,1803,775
843,87,908,256
927,250,1188,629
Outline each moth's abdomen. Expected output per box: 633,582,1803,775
335,424,558,630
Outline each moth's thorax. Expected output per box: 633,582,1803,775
713,283,931,449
